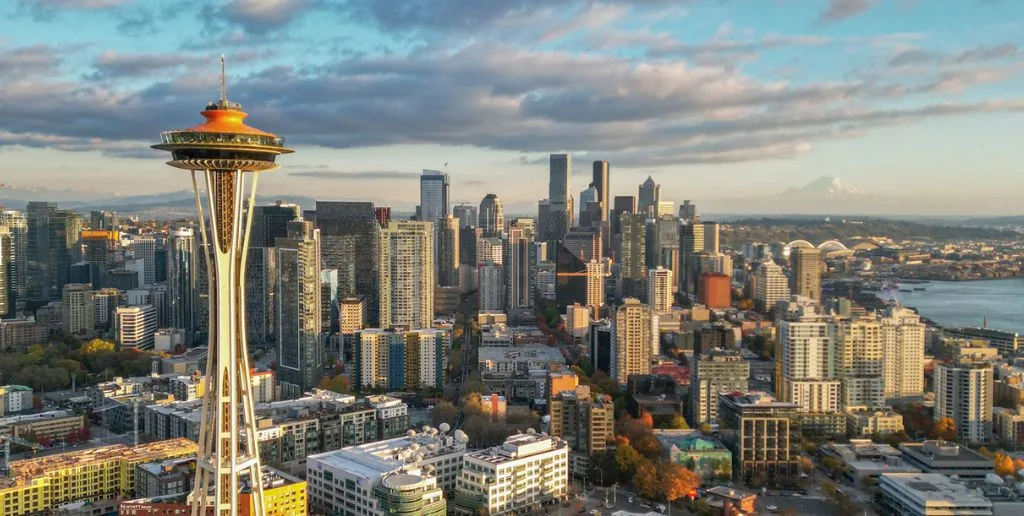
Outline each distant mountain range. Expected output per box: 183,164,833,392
701,176,912,215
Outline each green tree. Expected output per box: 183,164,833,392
614,438,644,479
667,415,688,429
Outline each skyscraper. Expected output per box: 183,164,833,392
647,266,673,312
679,200,699,223
26,203,79,302
253,201,300,248
167,228,197,339
882,307,926,401
479,194,504,237
452,203,478,228
637,176,660,218
778,304,840,413
618,213,646,300
437,215,460,288
61,283,95,335
379,221,434,329
585,260,605,318
610,298,652,385
152,64,293,514
504,222,532,311
115,304,157,349
0,210,27,311
82,230,118,289
549,153,571,202
549,385,614,474
418,169,449,222
458,226,481,266
592,160,610,223
245,246,276,350
690,350,750,427
679,222,704,295
702,221,720,254
578,184,598,227
935,358,993,444
133,236,157,287
793,247,822,301
0,227,10,317
837,318,885,409
315,201,380,326
611,196,636,236
276,220,323,399
754,259,789,312
477,263,504,313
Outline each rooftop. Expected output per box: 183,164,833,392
308,426,466,480
8,438,196,478
899,441,995,465
880,473,993,506
479,346,564,363
720,391,800,409
465,432,566,466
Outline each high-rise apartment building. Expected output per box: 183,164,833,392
115,304,157,349
591,160,609,221
690,349,750,427
379,221,434,329
479,194,504,237
754,260,789,312
549,385,614,474
419,169,450,222
82,230,118,289
315,201,380,326
477,263,505,313
453,433,569,515
618,213,646,300
647,266,673,312
585,260,604,318
837,318,886,409
679,222,704,295
504,223,532,311
702,222,720,254
0,210,27,312
437,215,460,288
610,298,652,385
339,297,366,335
793,247,822,301
61,283,95,334
132,237,157,287
935,359,993,444
355,329,450,390
452,203,478,228
719,392,800,484
0,228,10,317
778,304,840,413
637,177,660,218
611,196,636,236
882,307,926,400
276,220,323,399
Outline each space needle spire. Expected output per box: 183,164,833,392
153,59,294,516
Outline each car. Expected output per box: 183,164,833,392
627,497,633,503
589,510,601,516
767,505,779,513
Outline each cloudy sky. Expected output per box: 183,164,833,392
1,0,1023,214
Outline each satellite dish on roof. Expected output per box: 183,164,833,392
422,425,430,432
454,430,468,443
439,423,451,433
410,443,421,451
407,429,417,437
527,428,536,435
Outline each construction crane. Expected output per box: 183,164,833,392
90,396,142,448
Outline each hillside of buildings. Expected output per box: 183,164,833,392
722,217,1018,247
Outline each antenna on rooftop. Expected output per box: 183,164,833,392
220,55,227,102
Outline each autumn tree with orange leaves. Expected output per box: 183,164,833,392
634,459,702,502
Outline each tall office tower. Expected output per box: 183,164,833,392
555,244,588,310
653,215,680,285
133,237,157,287
563,227,601,262
115,304,158,349
585,260,604,318
419,169,449,222
719,392,800,484
26,202,57,302
656,201,674,217
679,200,699,223
881,307,926,401
837,319,885,409
476,236,504,265
167,228,197,337
702,221,720,254
679,222,704,294
315,201,380,326
504,223,532,311
89,210,118,230
478,194,504,237
611,196,636,236
578,184,599,227
276,220,323,399
793,247,822,301
690,349,750,427
82,230,118,289
437,215,460,288
610,298,652,384
935,358,993,444
61,283,95,334
458,226,481,266
151,66,293,514
0,210,27,311
647,266,673,312
618,213,646,300
778,304,840,413
379,221,434,329
93,287,120,329
549,153,571,202
452,203,478,228
592,160,610,222
253,201,300,248
697,252,733,278
477,263,505,312
754,260,789,312
637,176,660,218
244,246,276,349
549,385,614,474
0,228,10,316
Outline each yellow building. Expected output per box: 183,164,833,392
0,438,196,516
240,468,308,516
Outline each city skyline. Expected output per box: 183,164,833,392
2,1,1024,214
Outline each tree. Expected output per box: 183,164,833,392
994,453,1016,476
667,415,689,430
633,433,664,459
690,499,716,516
698,423,713,435
634,459,659,499
799,456,815,474
431,401,458,426
81,339,115,354
660,461,701,502
614,438,644,479
934,417,957,441
318,375,350,394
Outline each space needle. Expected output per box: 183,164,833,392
153,58,293,516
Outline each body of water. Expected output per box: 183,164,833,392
876,277,1024,333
